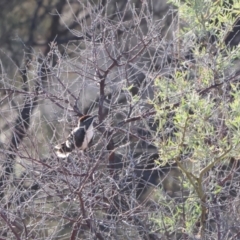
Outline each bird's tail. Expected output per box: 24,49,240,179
54,142,72,158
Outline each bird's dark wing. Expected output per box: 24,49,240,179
71,127,85,148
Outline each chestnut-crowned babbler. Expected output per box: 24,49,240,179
55,115,96,158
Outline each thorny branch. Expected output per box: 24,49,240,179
1,1,240,239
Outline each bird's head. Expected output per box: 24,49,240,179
78,115,97,128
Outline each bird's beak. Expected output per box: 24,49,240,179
74,113,83,117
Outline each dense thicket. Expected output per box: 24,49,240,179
0,1,240,239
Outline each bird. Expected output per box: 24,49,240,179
54,115,97,158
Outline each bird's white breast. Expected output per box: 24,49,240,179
81,124,94,150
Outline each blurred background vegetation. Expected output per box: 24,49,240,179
0,0,240,239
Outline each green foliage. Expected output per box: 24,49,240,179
170,0,237,39
154,0,240,237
